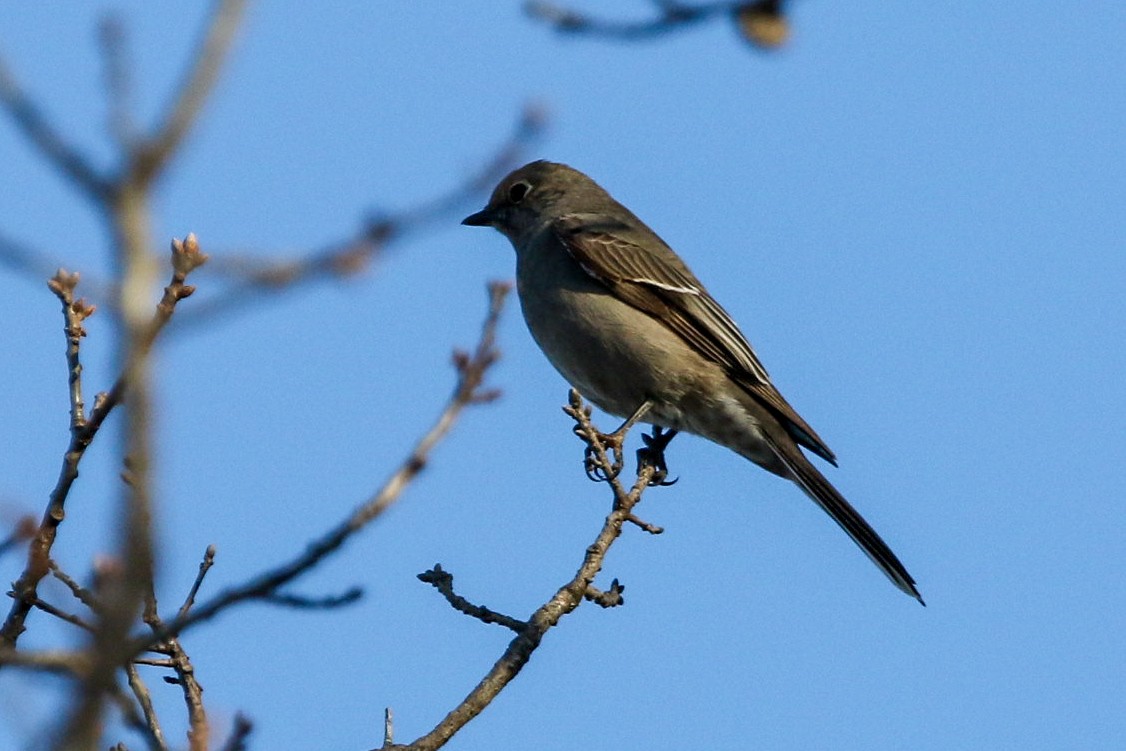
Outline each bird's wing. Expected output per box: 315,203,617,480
553,213,836,465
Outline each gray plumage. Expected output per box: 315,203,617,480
463,160,922,604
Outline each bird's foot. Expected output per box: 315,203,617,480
638,426,679,486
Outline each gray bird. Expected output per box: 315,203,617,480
463,160,922,604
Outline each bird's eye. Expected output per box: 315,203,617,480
507,181,531,204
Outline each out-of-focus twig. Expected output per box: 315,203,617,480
129,0,247,187
260,588,363,610
0,515,37,559
217,714,253,751
99,14,138,149
0,52,111,202
525,0,789,49
173,105,546,331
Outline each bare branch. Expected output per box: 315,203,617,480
29,597,95,632
1,271,101,648
177,545,216,619
50,560,100,611
386,390,666,751
626,514,665,534
123,663,170,751
418,565,527,633
129,282,510,651
130,0,247,186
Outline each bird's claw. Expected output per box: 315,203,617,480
638,427,679,486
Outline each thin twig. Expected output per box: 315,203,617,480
50,560,101,611
418,565,527,633
385,390,663,751
128,282,510,653
123,663,170,751
0,271,100,649
29,597,95,632
132,657,175,668
177,545,216,619
142,545,213,751
1,235,206,652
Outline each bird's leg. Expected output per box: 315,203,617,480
584,400,653,482
638,426,679,486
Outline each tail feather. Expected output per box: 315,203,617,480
762,429,924,605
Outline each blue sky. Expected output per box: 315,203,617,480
1,2,1124,749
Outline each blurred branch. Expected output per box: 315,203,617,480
99,14,138,149
0,52,112,202
217,714,253,751
173,104,546,331
526,0,789,49
129,282,510,652
0,515,37,559
130,0,247,187
260,588,363,610
386,390,667,751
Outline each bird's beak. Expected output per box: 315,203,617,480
461,207,495,227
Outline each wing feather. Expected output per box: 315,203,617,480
554,213,837,464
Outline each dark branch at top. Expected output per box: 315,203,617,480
525,0,789,49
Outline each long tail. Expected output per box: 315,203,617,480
761,429,924,605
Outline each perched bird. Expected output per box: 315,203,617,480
463,160,922,604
